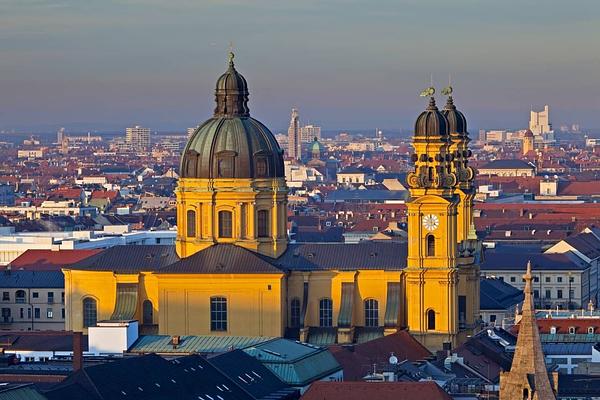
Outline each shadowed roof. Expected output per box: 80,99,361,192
156,244,283,274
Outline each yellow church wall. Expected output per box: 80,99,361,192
176,177,287,259
406,194,458,269
64,270,160,332
285,270,404,329
156,273,285,337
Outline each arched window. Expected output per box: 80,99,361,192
427,309,436,330
210,297,227,332
218,211,233,238
83,298,97,328
319,298,333,327
257,210,269,238
290,298,301,327
364,299,379,327
15,290,25,304
142,300,153,325
186,210,196,237
523,388,529,399
426,235,435,257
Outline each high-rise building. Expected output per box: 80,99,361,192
529,105,552,135
300,124,321,143
187,126,199,138
57,128,65,144
287,108,300,160
125,125,150,151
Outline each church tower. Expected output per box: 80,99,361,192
499,262,557,400
442,90,480,337
404,94,462,350
176,53,288,259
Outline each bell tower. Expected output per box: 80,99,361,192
405,91,462,350
441,88,480,338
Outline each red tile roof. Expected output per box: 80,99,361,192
512,318,600,335
9,249,102,271
91,190,119,200
329,330,431,381
300,381,451,400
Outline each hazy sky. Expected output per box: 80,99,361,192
1,0,599,133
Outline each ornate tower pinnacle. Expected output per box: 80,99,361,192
499,261,556,400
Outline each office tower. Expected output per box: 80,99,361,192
125,125,150,151
300,124,321,143
287,108,300,160
529,105,552,135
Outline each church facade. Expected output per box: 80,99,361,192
63,55,481,350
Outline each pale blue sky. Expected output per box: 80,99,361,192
1,0,599,132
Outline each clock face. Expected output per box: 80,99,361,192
422,214,440,231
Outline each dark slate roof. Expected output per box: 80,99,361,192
273,242,407,271
0,270,64,288
210,350,296,399
481,251,585,271
156,244,283,274
558,374,600,397
66,242,409,275
480,277,523,310
479,159,535,170
339,166,375,174
65,245,178,273
324,189,407,202
168,355,256,400
45,353,256,400
0,332,88,352
564,232,600,259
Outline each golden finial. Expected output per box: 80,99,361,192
228,41,235,66
419,86,435,97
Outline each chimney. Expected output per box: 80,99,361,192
171,335,181,349
528,213,534,220
72,331,83,372
520,208,525,217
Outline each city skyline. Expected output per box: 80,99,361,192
1,1,599,133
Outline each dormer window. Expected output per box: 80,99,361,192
255,157,268,177
550,326,557,334
588,327,595,335
568,326,576,335
216,151,236,178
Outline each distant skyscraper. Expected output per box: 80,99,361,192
300,124,321,143
287,108,300,160
187,126,199,138
57,128,65,144
125,125,150,151
529,105,552,135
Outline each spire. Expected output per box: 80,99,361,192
499,261,556,400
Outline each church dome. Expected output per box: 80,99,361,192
441,96,467,136
180,53,284,179
311,137,322,153
414,97,449,140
